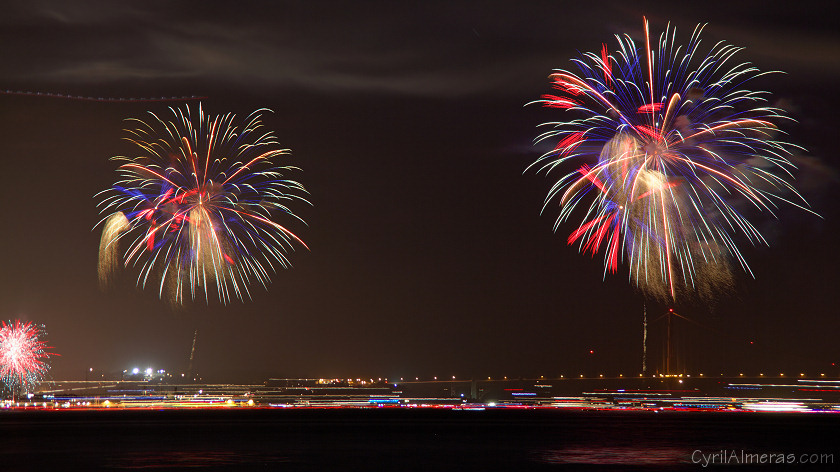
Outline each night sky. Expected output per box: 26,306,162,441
1,1,838,383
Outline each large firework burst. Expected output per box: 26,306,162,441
530,18,812,300
0,320,55,395
97,104,309,303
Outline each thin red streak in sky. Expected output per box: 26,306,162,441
540,94,580,109
608,226,620,273
146,226,157,252
577,165,607,193
548,72,628,123
584,213,615,255
567,214,608,245
551,78,584,95
637,103,663,113
159,188,174,205
601,43,612,88
554,132,584,156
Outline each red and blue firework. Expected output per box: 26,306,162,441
0,320,55,395
530,18,812,300
97,104,309,304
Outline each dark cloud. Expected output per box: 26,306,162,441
6,1,837,98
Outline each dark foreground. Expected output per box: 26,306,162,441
1,409,837,471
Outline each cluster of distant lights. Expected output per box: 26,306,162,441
7,374,840,413
126,367,165,376
120,367,193,378
69,369,838,391
2,396,257,409
319,373,838,383
94,370,839,386
318,376,465,385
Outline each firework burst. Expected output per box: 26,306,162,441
97,104,309,303
530,18,812,300
0,320,55,395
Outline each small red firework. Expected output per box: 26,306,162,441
0,320,56,394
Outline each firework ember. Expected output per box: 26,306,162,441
97,104,309,303
0,320,55,395
530,18,813,300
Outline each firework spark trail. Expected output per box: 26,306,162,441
96,104,309,304
529,18,813,301
0,321,55,395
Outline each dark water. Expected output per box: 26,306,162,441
1,409,837,471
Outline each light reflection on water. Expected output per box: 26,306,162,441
535,446,688,465
107,451,289,469
2,410,835,470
